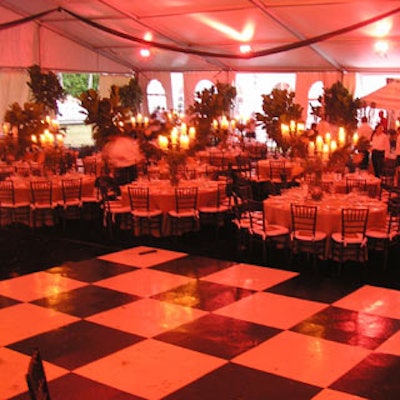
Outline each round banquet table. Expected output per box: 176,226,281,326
120,178,222,236
9,174,97,204
263,187,387,256
196,148,246,166
257,159,304,180
321,171,381,195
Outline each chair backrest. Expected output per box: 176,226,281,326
346,178,367,194
26,349,51,400
0,180,15,204
175,186,198,212
216,182,227,207
83,157,97,175
236,184,253,202
247,199,265,231
61,178,82,202
341,208,369,238
291,203,318,235
16,165,31,177
30,180,52,205
128,186,149,211
269,160,286,180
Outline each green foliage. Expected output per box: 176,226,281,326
4,102,48,157
79,79,143,149
27,65,66,114
79,89,121,149
313,81,361,131
62,73,99,97
186,81,236,147
118,77,143,113
256,88,303,152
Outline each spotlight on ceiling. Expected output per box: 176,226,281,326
140,48,151,58
144,32,153,41
374,40,389,56
240,44,252,54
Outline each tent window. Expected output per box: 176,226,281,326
307,80,324,128
194,80,214,95
147,79,167,115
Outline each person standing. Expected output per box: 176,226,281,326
357,116,373,170
379,110,388,133
395,126,400,167
371,123,390,177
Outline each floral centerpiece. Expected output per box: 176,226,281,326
186,81,236,149
2,65,66,160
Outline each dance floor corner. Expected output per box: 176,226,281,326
1,224,400,399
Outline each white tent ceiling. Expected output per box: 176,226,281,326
0,0,399,74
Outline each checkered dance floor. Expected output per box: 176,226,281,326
1,246,400,399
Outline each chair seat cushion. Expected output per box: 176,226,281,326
168,209,198,218
293,230,327,241
31,203,57,210
132,209,163,218
331,232,364,244
13,202,30,208
82,196,100,203
59,200,82,208
252,224,289,238
198,205,229,213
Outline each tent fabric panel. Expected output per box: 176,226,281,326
0,70,30,121
0,23,38,68
39,28,131,74
360,81,400,110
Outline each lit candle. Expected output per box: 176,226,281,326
3,123,10,135
31,134,37,143
352,132,359,145
322,143,330,161
52,119,59,130
212,119,218,130
181,123,187,134
131,116,136,127
56,133,64,144
221,116,229,130
325,132,331,146
12,125,18,137
170,127,179,145
330,140,337,152
316,135,323,152
297,122,305,132
281,123,290,137
308,141,315,156
189,127,196,140
158,135,168,150
230,119,236,130
338,127,346,146
144,116,149,127
137,113,143,125
180,134,189,150
290,120,296,133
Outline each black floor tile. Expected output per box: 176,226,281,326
330,353,400,400
10,373,145,400
152,280,254,311
266,273,360,303
46,258,137,282
152,254,236,278
7,320,144,370
163,362,321,400
31,285,140,318
291,306,400,349
155,313,280,359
